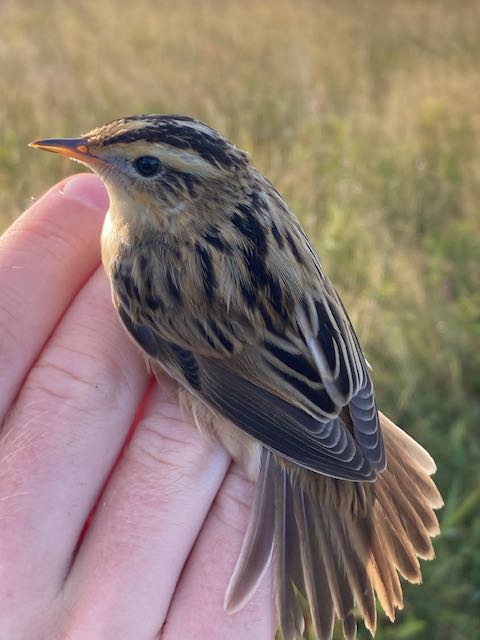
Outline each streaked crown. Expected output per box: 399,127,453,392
84,114,249,176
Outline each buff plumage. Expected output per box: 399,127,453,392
31,115,442,640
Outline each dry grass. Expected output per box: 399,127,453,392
1,1,480,638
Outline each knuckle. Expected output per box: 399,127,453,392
127,416,208,481
24,342,132,412
26,355,102,407
213,466,254,534
0,289,24,354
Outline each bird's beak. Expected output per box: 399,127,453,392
29,138,103,167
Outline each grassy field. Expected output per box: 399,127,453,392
1,1,479,638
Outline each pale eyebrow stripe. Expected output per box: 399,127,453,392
106,141,224,178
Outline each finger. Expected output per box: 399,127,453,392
0,173,108,422
61,380,230,640
0,267,149,631
162,465,274,640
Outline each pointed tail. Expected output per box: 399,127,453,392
225,412,443,639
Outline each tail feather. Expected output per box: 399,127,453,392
329,512,377,634
225,414,442,639
379,415,443,512
314,508,356,635
381,465,435,560
283,472,307,599
386,456,434,525
274,463,306,640
380,415,435,470
374,485,422,582
295,491,335,640
359,518,402,620
371,508,405,613
224,449,275,612
384,453,442,536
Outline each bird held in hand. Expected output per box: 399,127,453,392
31,115,443,640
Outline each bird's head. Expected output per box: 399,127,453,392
30,114,251,231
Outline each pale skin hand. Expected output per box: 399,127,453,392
0,174,273,640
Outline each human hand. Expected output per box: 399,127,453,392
0,174,273,640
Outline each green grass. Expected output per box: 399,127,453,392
1,1,479,638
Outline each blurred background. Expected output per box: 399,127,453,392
1,1,479,638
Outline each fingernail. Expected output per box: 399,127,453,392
62,174,109,212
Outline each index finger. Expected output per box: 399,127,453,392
0,174,108,422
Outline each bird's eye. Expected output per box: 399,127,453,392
134,155,161,177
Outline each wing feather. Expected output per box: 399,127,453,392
117,304,376,481
113,210,386,480
297,289,385,471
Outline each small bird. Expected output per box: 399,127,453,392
31,115,442,640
